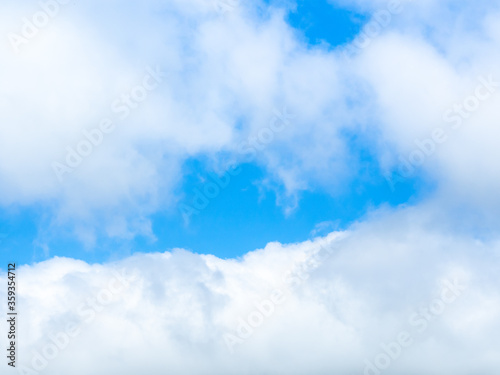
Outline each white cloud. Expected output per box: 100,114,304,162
0,0,352,240
2,206,499,374
1,0,499,240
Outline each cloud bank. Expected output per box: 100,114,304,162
2,205,499,374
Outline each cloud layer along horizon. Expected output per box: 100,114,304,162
2,205,500,374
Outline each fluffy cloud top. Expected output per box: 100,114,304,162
2,205,499,374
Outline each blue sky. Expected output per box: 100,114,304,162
0,1,427,267
0,155,421,266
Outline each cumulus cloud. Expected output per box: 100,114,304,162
0,0,352,239
1,0,500,241
1,205,499,374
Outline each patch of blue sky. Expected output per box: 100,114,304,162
155,152,423,259
0,0,433,268
282,0,367,48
